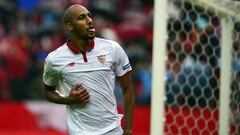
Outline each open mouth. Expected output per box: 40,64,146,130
88,26,95,33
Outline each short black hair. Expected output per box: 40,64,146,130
63,8,73,24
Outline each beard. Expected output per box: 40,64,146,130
80,34,94,40
72,26,95,41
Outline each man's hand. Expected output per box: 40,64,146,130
67,84,90,104
123,130,132,135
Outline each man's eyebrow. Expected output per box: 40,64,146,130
77,13,84,16
77,12,91,16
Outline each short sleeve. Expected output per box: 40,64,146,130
114,43,132,77
42,54,58,86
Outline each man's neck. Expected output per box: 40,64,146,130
71,38,91,52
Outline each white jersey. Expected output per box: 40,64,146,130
43,37,132,135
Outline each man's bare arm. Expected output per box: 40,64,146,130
44,84,90,105
118,72,135,135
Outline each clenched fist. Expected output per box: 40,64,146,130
66,84,90,104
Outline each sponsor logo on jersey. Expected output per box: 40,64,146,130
97,55,106,64
67,62,75,67
123,63,131,70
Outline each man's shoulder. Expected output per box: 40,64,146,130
46,43,68,61
95,37,120,47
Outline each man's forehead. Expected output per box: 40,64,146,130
68,5,89,15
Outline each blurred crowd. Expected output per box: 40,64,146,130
0,0,153,104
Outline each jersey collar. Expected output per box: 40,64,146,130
67,39,95,54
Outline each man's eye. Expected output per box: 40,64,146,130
78,15,85,20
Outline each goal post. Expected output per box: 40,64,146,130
219,15,232,135
185,0,240,19
151,0,167,134
151,0,240,134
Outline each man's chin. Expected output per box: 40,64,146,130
78,33,95,40
81,36,94,41
88,35,95,39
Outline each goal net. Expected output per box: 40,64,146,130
151,0,240,134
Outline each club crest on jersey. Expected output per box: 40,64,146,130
97,55,106,64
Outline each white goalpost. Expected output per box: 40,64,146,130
151,0,167,134
219,14,232,135
151,0,240,134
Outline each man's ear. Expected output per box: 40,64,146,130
66,23,73,31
